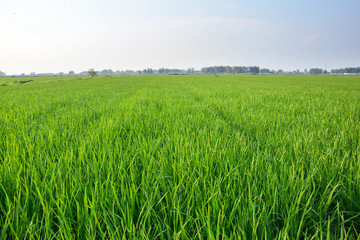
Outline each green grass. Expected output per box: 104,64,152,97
0,75,359,239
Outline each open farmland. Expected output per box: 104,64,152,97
0,75,359,239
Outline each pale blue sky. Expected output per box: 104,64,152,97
0,0,359,74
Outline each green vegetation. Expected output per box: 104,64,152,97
88,69,97,77
0,75,359,239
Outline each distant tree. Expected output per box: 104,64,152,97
101,69,114,75
331,67,360,74
277,69,284,74
260,68,270,74
215,66,226,74
233,66,247,73
159,68,165,74
187,68,195,74
309,68,323,75
88,68,97,77
0,71,6,77
69,71,75,75
201,67,214,74
249,66,260,74
141,68,153,74
225,66,232,74
202,66,260,74
348,67,360,73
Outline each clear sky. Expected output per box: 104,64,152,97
1,0,359,74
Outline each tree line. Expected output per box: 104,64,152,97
331,67,360,74
307,67,360,75
2,66,360,77
201,66,260,74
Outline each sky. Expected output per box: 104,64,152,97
0,0,359,75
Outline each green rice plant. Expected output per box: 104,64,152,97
0,75,359,239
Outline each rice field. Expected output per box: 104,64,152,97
0,75,359,239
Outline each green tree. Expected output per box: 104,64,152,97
260,68,270,74
309,68,323,75
88,68,97,77
225,66,232,74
